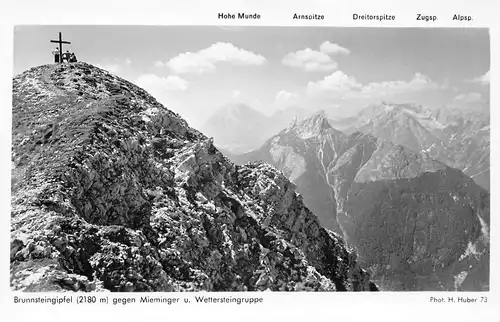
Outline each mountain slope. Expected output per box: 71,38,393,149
438,109,490,190
10,62,377,292
230,114,490,291
233,114,349,233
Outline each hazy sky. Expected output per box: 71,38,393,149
14,26,490,128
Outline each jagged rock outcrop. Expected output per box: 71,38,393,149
230,113,490,291
10,62,377,292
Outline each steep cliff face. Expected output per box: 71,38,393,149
230,114,490,291
10,62,376,292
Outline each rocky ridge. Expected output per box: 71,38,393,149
10,62,377,292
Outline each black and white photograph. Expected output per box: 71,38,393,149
9,25,490,293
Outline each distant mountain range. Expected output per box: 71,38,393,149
201,104,317,154
227,110,490,291
328,102,490,190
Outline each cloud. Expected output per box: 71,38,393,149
134,74,189,95
159,42,266,74
231,90,241,99
154,61,166,68
275,90,299,102
454,92,483,103
282,48,338,72
307,71,362,97
319,41,350,55
307,71,441,99
469,71,490,85
282,42,350,72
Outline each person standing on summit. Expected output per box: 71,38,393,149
52,47,60,63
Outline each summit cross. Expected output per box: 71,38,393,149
50,32,71,63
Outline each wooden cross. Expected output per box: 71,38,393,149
50,32,71,63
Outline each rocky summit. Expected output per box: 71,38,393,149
10,62,377,292
230,113,490,291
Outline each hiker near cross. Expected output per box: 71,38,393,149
50,32,71,64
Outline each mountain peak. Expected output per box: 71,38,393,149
286,112,333,139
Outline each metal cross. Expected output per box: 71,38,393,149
50,32,71,63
